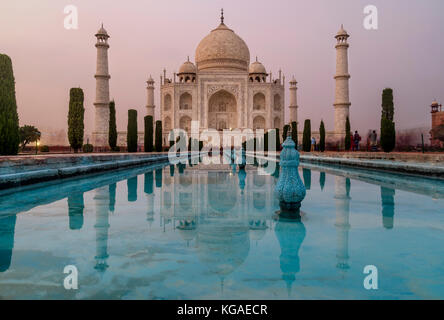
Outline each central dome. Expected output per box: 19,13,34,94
195,22,250,72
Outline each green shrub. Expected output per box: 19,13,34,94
344,116,351,151
155,120,162,152
283,124,290,141
144,115,154,152
380,88,396,153
319,120,326,152
40,145,49,152
302,119,311,152
108,100,117,151
83,144,93,153
275,128,280,151
67,88,84,153
127,109,138,152
381,117,396,153
0,54,20,155
291,121,298,149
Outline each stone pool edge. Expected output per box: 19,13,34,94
246,152,444,178
0,153,177,190
300,155,444,178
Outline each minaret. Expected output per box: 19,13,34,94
289,77,298,124
146,76,155,117
93,24,111,147
334,176,351,272
333,25,351,141
94,186,110,272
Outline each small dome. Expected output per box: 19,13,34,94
96,24,109,37
196,22,250,72
178,59,197,74
432,100,439,106
336,24,348,37
249,59,267,74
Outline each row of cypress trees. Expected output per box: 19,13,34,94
126,109,163,152
280,120,326,152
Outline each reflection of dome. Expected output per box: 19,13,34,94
249,228,266,241
196,22,250,72
208,172,238,213
197,221,250,277
178,220,197,245
178,59,197,75
249,59,267,75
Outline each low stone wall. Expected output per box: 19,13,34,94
0,153,172,190
302,151,444,164
246,151,444,178
300,154,444,178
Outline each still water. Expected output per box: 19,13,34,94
0,157,443,299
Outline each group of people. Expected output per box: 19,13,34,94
308,130,379,152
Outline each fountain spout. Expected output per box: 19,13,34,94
275,136,306,219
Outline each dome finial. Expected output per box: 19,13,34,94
187,55,190,62
221,8,224,24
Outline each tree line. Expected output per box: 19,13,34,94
0,53,404,155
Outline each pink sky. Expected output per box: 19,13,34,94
1,0,443,142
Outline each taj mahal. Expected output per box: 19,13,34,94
92,10,352,148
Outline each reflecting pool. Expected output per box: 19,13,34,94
0,157,443,299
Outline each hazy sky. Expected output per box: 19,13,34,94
1,0,443,140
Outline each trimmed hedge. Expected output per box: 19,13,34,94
155,120,162,152
109,100,117,151
291,121,298,149
345,116,351,151
127,109,138,152
380,88,396,153
68,88,85,153
302,119,311,152
319,120,325,152
144,115,154,152
0,54,20,155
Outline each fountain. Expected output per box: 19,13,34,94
275,135,306,219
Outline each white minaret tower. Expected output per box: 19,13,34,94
93,24,111,147
334,176,351,272
146,76,155,118
94,186,110,272
289,76,298,124
333,25,351,142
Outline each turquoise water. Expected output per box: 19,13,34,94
0,157,443,300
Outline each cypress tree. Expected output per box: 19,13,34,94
303,168,311,190
264,131,269,152
344,116,351,151
155,120,162,152
291,121,298,149
108,100,117,151
302,119,311,152
319,120,326,152
320,172,326,191
67,88,85,153
127,109,138,152
127,176,137,202
380,88,396,152
283,124,290,141
0,54,19,155
275,128,280,151
144,115,154,152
